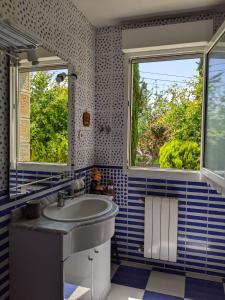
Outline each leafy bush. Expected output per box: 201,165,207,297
159,139,200,170
131,60,203,169
31,135,68,164
30,71,68,164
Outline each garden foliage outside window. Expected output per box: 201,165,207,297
18,68,68,164
130,56,203,171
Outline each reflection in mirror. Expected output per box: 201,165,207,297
204,32,225,178
10,47,71,198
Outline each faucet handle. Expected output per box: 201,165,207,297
58,191,67,198
57,191,67,207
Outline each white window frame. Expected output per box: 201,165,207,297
123,46,207,181
201,20,225,189
10,56,71,172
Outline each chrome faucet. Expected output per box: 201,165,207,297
57,191,68,207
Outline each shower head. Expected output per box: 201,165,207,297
27,49,39,66
55,72,77,83
56,72,67,83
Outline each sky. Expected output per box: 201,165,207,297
31,68,68,86
139,58,201,93
32,69,67,77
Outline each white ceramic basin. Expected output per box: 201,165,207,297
43,196,113,222
42,194,118,252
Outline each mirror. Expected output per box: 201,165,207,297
10,47,71,198
204,31,225,179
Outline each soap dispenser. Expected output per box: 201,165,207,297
69,179,80,196
79,177,85,194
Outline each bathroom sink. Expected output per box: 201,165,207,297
42,194,118,252
43,196,113,222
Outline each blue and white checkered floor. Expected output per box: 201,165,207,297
107,264,225,300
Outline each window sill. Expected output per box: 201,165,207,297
201,168,225,191
125,166,201,181
17,162,70,172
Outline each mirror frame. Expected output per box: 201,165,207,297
9,50,73,198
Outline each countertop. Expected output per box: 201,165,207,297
10,194,119,235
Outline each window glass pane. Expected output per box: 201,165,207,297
130,56,203,170
204,32,225,178
18,68,68,164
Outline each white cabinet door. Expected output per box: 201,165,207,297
64,240,111,300
93,240,111,300
64,249,93,300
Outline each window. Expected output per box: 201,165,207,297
17,63,68,165
129,55,203,171
204,29,225,179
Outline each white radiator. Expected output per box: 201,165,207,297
144,196,178,262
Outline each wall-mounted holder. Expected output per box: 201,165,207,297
83,111,90,127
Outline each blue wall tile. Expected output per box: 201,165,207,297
101,165,225,277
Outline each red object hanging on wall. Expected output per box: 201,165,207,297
83,111,90,127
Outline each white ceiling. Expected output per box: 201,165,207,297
73,0,225,27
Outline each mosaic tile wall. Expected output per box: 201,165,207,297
96,166,128,206
9,169,64,197
95,10,225,166
0,0,95,298
0,53,9,192
117,175,225,277
68,165,225,278
95,10,225,278
93,166,225,278
1,0,96,170
0,3,225,299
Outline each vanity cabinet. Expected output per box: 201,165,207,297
93,241,111,300
10,226,111,300
64,241,111,300
64,248,93,300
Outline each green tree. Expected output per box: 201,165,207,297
159,140,200,170
157,60,203,170
137,87,170,165
132,59,203,170
30,71,68,163
159,60,203,143
131,64,149,165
